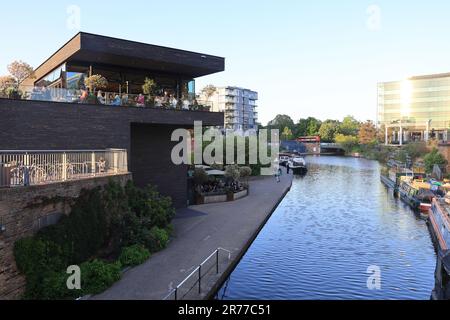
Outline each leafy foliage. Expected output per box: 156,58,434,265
119,245,151,267
424,148,447,173
14,180,175,299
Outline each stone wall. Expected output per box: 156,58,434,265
0,173,131,300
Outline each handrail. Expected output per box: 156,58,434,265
163,247,232,300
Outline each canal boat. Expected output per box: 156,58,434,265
429,198,450,299
287,157,307,174
397,178,436,212
279,154,291,167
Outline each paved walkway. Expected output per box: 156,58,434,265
93,171,293,300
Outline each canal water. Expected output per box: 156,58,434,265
217,156,437,300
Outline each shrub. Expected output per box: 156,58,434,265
80,260,122,295
119,245,150,267
225,165,240,181
143,227,170,253
424,148,447,173
14,180,176,299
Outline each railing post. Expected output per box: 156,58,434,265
198,265,202,294
113,151,118,174
24,153,30,186
62,152,67,181
216,249,219,274
91,152,96,176
174,288,178,301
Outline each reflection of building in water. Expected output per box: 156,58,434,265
378,73,450,145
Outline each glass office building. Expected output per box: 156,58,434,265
377,73,450,144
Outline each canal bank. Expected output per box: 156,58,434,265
92,170,293,300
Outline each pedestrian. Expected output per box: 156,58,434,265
287,164,290,174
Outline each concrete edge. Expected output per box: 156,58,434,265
204,179,293,300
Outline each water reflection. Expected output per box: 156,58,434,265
217,156,436,300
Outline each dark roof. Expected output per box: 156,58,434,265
409,72,450,80
32,32,225,82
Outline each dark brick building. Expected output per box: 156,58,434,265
0,33,225,207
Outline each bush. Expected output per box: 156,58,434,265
14,180,176,299
119,245,150,267
143,227,170,253
424,148,447,173
80,260,122,295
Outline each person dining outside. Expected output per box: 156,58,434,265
111,94,122,106
121,94,129,106
170,95,178,108
79,89,88,103
154,95,163,108
182,95,190,110
136,94,145,107
97,91,105,104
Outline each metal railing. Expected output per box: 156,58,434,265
163,248,232,300
1,85,214,111
0,149,128,187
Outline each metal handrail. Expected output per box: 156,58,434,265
163,247,232,300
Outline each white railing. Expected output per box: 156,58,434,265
0,149,128,187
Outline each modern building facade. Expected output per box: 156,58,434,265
201,86,258,135
0,32,225,208
378,73,450,145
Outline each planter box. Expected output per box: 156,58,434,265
233,189,248,200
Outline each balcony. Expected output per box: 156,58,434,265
1,85,213,112
0,149,128,187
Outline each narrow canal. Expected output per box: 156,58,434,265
217,156,437,300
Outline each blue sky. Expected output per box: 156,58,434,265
1,1,450,125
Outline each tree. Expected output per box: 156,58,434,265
424,148,447,173
84,75,108,92
267,115,295,133
339,115,360,137
281,127,293,141
7,60,34,87
358,120,377,145
0,75,16,94
318,120,339,142
293,117,321,137
201,85,217,102
142,78,157,95
306,117,322,136
335,134,359,154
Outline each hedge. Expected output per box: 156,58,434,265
14,180,175,300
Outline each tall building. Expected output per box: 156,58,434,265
378,73,450,145
202,86,258,135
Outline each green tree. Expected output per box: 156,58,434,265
339,115,360,137
424,148,447,173
335,133,359,154
281,126,293,140
318,120,339,142
142,78,157,95
267,114,295,134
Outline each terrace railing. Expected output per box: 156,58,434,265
0,149,128,187
0,85,214,111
